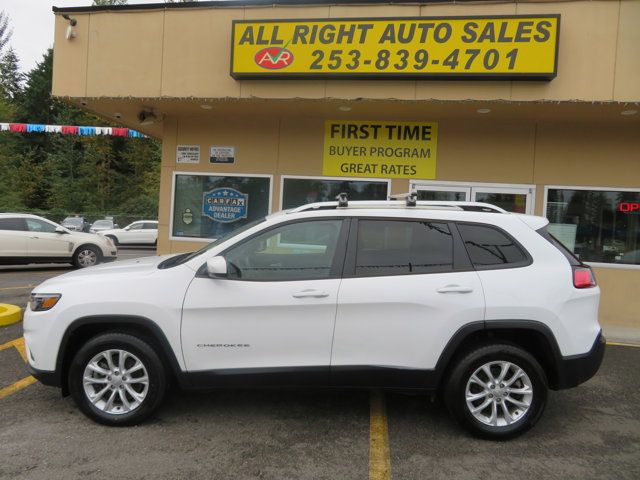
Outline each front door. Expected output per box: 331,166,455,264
412,183,534,214
25,218,72,258
331,218,485,387
181,218,348,384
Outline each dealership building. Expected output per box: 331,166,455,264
51,0,639,332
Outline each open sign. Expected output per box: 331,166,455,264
618,202,640,213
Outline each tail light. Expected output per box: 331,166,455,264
573,266,596,289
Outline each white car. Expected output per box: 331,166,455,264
89,219,117,234
100,220,158,246
24,198,604,439
0,213,117,268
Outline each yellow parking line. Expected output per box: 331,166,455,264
0,376,36,400
607,341,640,348
0,285,34,291
369,390,392,480
1,337,29,362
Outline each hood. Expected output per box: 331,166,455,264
71,231,109,243
32,254,177,291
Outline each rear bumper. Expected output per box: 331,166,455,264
554,331,606,390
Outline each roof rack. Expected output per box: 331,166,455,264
288,198,507,214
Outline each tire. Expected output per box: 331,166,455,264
68,332,167,426
444,343,548,440
105,235,119,246
73,245,101,268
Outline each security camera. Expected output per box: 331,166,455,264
137,110,157,125
114,112,122,119
66,25,76,40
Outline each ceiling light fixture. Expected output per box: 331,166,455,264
200,104,213,110
338,106,352,112
621,109,638,116
477,108,491,114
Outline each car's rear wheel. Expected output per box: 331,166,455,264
444,343,547,440
73,245,101,268
68,332,167,426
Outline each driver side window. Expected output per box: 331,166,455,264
26,219,58,233
224,219,344,281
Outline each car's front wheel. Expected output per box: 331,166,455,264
68,332,167,426
444,343,547,440
73,245,101,268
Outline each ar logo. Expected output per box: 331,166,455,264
254,46,294,70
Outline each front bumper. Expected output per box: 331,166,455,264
27,363,61,388
554,331,606,390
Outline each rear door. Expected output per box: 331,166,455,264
141,222,158,244
0,217,29,258
331,218,485,387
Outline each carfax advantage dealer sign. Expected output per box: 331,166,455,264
231,15,559,79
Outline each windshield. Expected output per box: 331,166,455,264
93,220,112,228
63,217,83,225
158,217,267,269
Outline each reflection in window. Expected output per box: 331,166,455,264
356,220,453,277
224,220,343,281
458,224,527,267
172,174,271,239
546,188,640,265
282,177,388,209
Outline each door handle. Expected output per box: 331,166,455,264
29,236,39,239
292,289,330,298
437,285,473,294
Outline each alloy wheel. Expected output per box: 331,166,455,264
465,360,533,427
82,349,149,415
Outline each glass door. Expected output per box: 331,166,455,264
471,186,533,214
411,183,534,214
413,185,470,202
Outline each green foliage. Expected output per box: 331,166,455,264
0,40,161,221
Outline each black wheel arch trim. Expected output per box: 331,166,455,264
54,315,189,393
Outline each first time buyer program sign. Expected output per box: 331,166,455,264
323,121,438,179
231,15,559,79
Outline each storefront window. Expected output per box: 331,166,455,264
545,188,640,265
172,174,271,240
281,177,389,209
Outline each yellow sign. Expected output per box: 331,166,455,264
323,121,438,179
231,15,559,79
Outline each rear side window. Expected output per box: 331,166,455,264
355,220,453,277
457,223,529,269
0,218,27,231
143,223,157,230
536,227,581,266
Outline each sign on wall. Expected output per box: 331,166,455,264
176,145,200,164
202,187,249,223
231,15,559,80
323,121,438,179
210,146,236,164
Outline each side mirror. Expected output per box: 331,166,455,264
124,226,130,231
114,224,119,229
55,227,67,234
206,256,227,278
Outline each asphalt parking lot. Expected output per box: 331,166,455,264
1,250,639,480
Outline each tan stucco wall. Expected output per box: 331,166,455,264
52,1,640,103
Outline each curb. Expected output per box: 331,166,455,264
0,304,22,327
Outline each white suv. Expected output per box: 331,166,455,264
0,213,117,268
23,198,604,439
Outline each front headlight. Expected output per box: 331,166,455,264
30,293,61,312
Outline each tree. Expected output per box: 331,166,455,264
0,11,12,53
0,48,23,100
